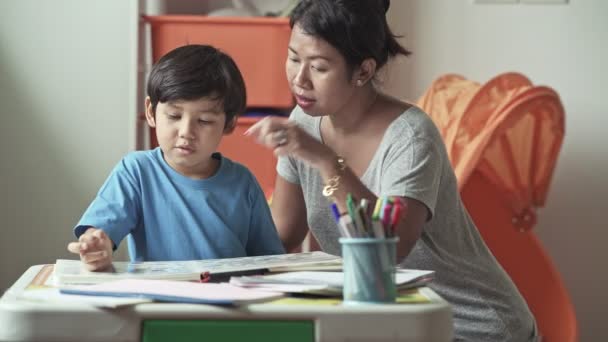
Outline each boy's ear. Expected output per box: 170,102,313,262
223,116,238,134
144,97,156,128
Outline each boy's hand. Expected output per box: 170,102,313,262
67,227,113,271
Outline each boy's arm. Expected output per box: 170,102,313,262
246,179,286,256
270,175,309,253
72,158,142,255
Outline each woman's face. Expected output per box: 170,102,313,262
285,24,358,116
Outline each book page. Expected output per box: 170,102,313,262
187,251,341,274
54,260,203,285
54,252,342,286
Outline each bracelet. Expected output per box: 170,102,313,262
322,176,340,197
322,156,346,197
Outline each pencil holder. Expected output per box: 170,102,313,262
339,237,399,304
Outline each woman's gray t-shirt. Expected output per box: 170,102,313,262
277,105,537,341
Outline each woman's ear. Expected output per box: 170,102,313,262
223,116,238,134
144,97,156,128
353,58,377,87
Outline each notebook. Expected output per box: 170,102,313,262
19,287,152,308
229,269,435,296
53,251,342,286
60,279,284,306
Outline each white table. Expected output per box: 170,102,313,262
0,265,452,342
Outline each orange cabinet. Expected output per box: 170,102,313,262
144,15,293,108
217,117,277,198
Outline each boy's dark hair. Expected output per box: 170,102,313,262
290,0,410,75
147,44,246,128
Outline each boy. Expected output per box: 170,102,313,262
67,45,285,271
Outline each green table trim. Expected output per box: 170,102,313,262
142,319,314,342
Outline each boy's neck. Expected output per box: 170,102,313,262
163,152,220,180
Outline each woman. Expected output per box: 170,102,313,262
246,0,538,340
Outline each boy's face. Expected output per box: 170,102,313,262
145,97,234,179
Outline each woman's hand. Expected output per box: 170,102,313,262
245,116,334,168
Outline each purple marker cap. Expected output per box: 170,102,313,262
330,203,341,222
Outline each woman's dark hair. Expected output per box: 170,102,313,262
290,0,410,74
147,44,246,127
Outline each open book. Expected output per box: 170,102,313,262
60,279,284,306
53,252,342,286
229,269,435,296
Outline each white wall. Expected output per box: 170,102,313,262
386,1,608,341
0,0,138,290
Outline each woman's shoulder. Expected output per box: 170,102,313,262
388,104,442,142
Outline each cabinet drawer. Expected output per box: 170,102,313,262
144,15,294,108
142,319,315,342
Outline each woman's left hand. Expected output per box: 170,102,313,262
245,116,334,168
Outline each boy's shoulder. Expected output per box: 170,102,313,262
115,150,259,190
217,153,255,180
121,149,159,167
111,149,161,178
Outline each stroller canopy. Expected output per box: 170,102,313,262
417,72,565,231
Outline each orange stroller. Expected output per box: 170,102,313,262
418,72,577,342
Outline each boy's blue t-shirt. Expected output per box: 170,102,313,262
75,148,285,261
